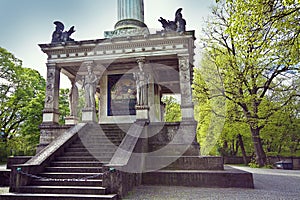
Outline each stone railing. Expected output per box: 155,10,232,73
103,121,147,198
9,123,87,192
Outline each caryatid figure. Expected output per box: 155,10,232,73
69,78,79,117
134,58,149,106
82,65,98,108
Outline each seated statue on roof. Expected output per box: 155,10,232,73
51,21,75,43
158,8,186,33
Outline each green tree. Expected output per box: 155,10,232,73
199,0,300,166
162,95,181,122
0,47,46,157
193,50,228,155
59,88,70,125
261,99,300,156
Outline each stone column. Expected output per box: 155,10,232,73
42,63,60,124
65,77,79,125
105,0,148,37
178,55,195,121
118,0,144,22
115,0,148,30
178,55,200,155
97,93,101,123
134,57,149,121
37,63,61,152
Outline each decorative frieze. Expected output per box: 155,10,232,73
40,32,195,62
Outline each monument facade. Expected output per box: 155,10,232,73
2,1,254,199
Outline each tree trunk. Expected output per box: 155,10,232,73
250,127,266,167
237,134,248,165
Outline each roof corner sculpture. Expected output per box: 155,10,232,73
51,21,75,43
158,8,186,33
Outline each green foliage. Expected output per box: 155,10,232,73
193,66,227,155
196,0,300,165
0,47,46,158
261,100,300,156
161,95,181,122
59,88,70,125
248,161,260,168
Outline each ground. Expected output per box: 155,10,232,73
1,165,300,199
124,166,300,200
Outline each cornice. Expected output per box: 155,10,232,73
39,31,196,61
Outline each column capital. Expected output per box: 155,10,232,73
82,60,96,68
136,57,146,71
46,62,61,71
136,57,146,63
46,62,57,67
178,53,189,58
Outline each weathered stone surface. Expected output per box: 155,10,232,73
6,157,32,169
82,108,98,122
145,156,224,171
142,166,254,188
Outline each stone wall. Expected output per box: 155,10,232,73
37,124,74,152
147,122,199,155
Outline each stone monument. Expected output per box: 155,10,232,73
2,1,254,200
38,0,199,154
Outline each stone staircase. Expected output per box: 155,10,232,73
1,124,129,200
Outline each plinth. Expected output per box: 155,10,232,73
135,105,149,121
82,107,97,122
65,116,79,125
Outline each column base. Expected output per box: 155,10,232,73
42,109,59,124
82,108,97,122
65,116,79,125
135,105,149,121
181,104,195,121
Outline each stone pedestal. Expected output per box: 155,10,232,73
42,108,59,125
135,106,149,121
82,108,97,122
65,116,79,125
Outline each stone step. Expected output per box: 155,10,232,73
78,138,122,142
45,167,103,173
70,144,117,148
38,172,103,180
31,179,103,187
0,193,118,200
51,161,104,167
55,156,112,162
101,124,130,129
65,147,117,153
18,186,107,195
55,156,98,161
63,152,115,157
72,141,118,146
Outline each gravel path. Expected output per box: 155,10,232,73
124,166,300,200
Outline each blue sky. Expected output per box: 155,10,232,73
0,0,215,86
